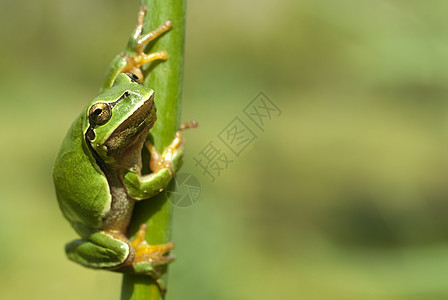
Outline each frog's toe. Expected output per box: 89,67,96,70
135,253,175,267
180,120,199,130
133,240,175,260
130,239,175,294
130,224,175,265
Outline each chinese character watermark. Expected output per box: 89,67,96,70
193,92,281,183
218,117,257,157
193,141,234,182
244,92,282,131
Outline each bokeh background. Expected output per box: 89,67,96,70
2,0,448,299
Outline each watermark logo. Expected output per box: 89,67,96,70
166,173,201,208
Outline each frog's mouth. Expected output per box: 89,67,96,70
104,94,156,157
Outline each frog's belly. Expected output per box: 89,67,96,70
102,184,135,233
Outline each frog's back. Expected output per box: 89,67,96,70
53,113,111,235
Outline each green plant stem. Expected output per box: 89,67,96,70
121,0,186,299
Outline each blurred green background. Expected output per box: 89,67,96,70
2,0,448,299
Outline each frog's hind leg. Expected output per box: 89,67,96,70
65,231,133,269
129,224,175,294
131,224,175,259
66,226,174,294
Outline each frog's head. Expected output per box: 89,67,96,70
84,73,156,164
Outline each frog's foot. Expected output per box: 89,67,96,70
130,224,175,294
121,5,172,82
135,6,172,53
131,224,175,265
121,50,168,83
145,131,184,175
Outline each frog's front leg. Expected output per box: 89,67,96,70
123,132,184,200
102,5,172,91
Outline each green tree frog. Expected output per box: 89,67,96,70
53,6,189,293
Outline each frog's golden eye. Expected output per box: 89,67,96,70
88,102,111,126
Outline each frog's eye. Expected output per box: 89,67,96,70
126,73,141,84
88,102,111,126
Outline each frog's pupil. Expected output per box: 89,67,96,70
94,108,102,116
